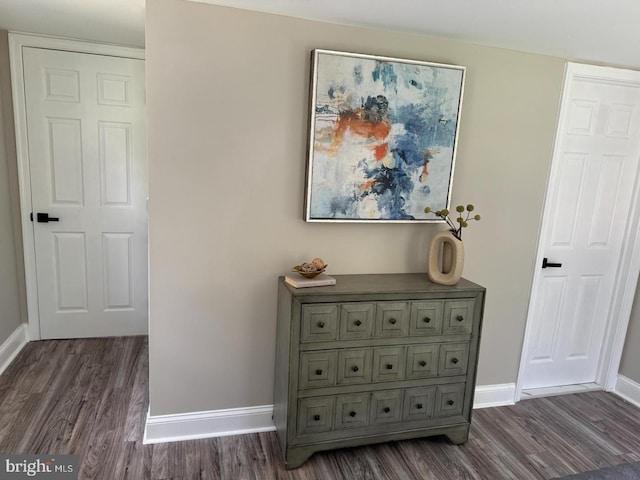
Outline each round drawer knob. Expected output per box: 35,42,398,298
456,315,464,322
385,364,393,370
317,322,325,328
389,318,397,325
419,360,427,367
447,400,455,406
383,407,390,413
352,366,359,372
354,320,362,326
416,403,423,409
451,358,459,364
313,415,320,421
316,369,323,375
423,317,431,323
349,411,357,417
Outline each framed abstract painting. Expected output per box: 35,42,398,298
304,49,465,222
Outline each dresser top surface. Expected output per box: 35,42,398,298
280,273,484,297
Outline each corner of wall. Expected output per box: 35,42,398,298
0,30,28,327
614,374,640,408
0,323,27,375
473,383,517,409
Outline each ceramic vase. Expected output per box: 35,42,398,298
427,230,464,286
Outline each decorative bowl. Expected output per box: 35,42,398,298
292,265,328,278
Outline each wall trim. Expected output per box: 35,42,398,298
473,383,516,409
0,323,27,375
614,375,640,409
144,383,515,444
143,404,276,445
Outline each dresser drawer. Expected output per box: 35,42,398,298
434,383,465,418
337,348,372,385
339,303,374,340
403,386,436,421
372,346,406,382
370,389,404,425
438,343,469,376
295,382,466,439
301,305,338,343
443,300,475,334
335,393,370,430
374,302,410,337
297,396,335,435
409,301,444,335
299,351,337,389
406,344,439,379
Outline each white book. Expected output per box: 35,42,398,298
284,273,337,288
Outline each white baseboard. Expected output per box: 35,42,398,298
614,374,640,408
144,383,516,445
0,323,28,375
473,383,516,409
143,404,275,444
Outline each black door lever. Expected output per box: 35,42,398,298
542,257,562,268
36,213,60,223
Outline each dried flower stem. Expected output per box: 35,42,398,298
424,204,481,241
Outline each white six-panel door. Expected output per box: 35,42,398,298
22,47,147,339
521,64,640,389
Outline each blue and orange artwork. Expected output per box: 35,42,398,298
306,50,465,222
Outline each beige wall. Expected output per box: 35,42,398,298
620,283,640,383
0,0,633,416
0,30,25,344
146,0,565,415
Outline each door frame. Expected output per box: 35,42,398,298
516,62,640,399
8,33,145,341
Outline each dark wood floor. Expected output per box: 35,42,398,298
1,337,639,479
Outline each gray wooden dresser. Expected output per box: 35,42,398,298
273,273,485,469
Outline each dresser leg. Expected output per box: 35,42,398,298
445,425,470,445
285,448,315,469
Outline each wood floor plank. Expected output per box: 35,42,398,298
535,397,624,460
254,432,302,480
530,398,619,470
120,440,147,480
123,340,148,443
0,393,42,452
7,341,61,395
2,337,640,479
218,432,280,480
564,393,640,454
325,445,383,480
67,355,117,456
463,412,542,480
196,438,223,480
412,436,483,480
372,441,431,480
21,352,88,454
149,440,169,479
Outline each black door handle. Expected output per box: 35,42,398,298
542,257,562,268
36,213,59,223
